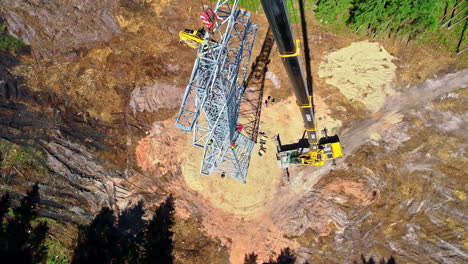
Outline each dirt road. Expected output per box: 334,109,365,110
273,68,468,215
271,69,468,263
342,68,468,157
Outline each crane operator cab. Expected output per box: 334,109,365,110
179,28,206,49
179,8,221,49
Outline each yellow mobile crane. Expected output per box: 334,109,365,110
260,0,343,169
179,8,218,49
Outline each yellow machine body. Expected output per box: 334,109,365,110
299,142,342,165
329,142,343,159
179,29,205,49
276,136,343,169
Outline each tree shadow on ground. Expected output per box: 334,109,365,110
245,248,300,264
245,248,397,264
72,207,120,264
72,195,175,264
0,183,49,264
144,194,175,264
244,252,258,264
117,200,146,263
356,255,396,264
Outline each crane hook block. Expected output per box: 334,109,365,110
278,40,300,57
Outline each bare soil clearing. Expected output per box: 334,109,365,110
143,62,467,264
130,16,467,262
4,0,467,262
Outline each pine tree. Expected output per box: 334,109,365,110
0,192,10,219
117,200,146,263
72,196,176,264
356,254,396,264
316,0,446,39
265,248,296,264
314,0,354,24
0,183,48,264
143,195,175,264
72,207,121,264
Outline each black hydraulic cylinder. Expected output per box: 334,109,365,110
260,0,317,144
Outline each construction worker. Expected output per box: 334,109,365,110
236,124,243,132
259,135,268,145
258,146,266,156
198,39,210,58
231,143,238,149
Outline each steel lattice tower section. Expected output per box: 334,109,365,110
175,0,257,183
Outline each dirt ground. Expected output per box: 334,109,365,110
8,0,467,262
129,3,467,263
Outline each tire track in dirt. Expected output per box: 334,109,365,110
268,69,468,240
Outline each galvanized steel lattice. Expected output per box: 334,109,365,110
175,0,258,183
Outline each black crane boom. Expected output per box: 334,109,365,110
260,0,318,145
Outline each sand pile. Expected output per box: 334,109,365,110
318,40,397,112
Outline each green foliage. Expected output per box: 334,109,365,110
0,184,49,263
72,207,121,264
232,0,301,23
314,0,354,24
347,0,443,38
72,196,175,264
235,0,261,11
0,193,10,220
0,139,48,176
45,240,69,264
46,255,69,264
245,248,296,264
0,22,26,54
7,208,15,217
314,0,467,52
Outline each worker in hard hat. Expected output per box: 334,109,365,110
258,146,266,156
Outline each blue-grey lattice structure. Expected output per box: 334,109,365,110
175,0,257,183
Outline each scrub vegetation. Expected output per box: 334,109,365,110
0,22,26,54
315,0,467,53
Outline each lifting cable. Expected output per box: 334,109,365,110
298,0,314,103
200,0,205,11
184,7,192,29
